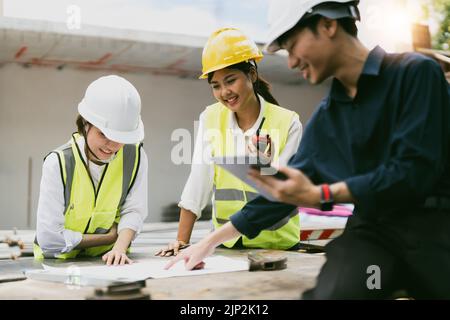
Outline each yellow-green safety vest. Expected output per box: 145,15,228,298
205,100,300,249
34,133,142,259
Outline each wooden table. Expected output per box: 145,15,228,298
0,218,338,300
0,247,325,300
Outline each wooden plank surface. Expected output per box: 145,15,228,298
0,247,325,300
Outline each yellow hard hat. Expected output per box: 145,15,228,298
199,28,264,79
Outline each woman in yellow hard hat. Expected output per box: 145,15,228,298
156,28,303,256
34,75,148,265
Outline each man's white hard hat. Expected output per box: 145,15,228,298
78,75,144,144
265,0,360,54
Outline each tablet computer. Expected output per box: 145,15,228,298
212,156,287,201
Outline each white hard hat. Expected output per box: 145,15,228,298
265,0,360,54
78,75,144,144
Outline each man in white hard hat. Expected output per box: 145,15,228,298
35,75,148,266
166,1,450,299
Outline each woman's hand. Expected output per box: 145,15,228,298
165,240,213,270
102,247,133,266
165,222,240,271
102,227,136,266
155,240,189,257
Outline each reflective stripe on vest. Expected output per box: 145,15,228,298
213,208,299,231
34,133,141,259
213,187,259,202
205,100,300,249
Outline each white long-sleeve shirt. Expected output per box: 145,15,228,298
179,96,303,219
36,137,148,256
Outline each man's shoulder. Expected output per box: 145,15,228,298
383,50,441,74
314,96,331,114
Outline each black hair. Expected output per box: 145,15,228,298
207,61,279,105
76,114,88,138
76,114,99,170
278,15,358,47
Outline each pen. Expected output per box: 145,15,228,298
155,244,190,256
264,141,271,155
263,133,272,156
256,117,266,156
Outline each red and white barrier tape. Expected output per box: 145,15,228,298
300,228,344,241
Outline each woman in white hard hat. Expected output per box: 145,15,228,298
34,75,148,265
156,28,303,257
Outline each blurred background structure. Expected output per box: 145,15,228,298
0,0,448,228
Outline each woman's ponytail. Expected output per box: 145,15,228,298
253,74,279,105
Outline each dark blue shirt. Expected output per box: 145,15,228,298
231,46,450,239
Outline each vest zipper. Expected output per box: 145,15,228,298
94,164,109,204
83,163,109,234
73,136,111,234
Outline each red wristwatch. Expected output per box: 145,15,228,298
320,184,334,211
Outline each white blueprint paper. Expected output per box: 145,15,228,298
33,256,249,282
